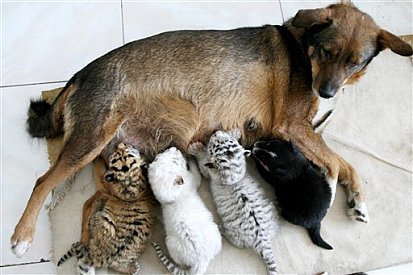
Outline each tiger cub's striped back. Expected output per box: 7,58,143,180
57,143,154,274
201,130,279,275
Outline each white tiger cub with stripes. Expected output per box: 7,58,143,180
148,147,222,275
190,130,279,275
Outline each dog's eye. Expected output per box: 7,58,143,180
348,60,360,68
320,47,331,59
347,55,362,68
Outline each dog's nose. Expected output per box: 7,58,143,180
318,82,338,98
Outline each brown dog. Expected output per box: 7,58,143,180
12,3,412,257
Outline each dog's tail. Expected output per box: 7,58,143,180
307,223,333,250
27,82,76,138
151,242,188,275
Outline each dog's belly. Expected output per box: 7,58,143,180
105,84,275,158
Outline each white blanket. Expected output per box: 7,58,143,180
48,50,412,274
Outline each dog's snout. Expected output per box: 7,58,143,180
318,82,338,99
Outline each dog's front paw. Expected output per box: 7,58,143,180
347,198,369,223
11,238,31,258
11,224,35,257
188,142,206,155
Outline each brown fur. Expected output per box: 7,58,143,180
12,3,412,255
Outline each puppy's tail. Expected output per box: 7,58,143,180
307,224,333,250
151,242,188,275
27,83,75,138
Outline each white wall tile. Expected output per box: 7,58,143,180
1,84,64,265
279,0,336,21
123,1,283,43
353,1,412,35
279,1,412,35
2,2,123,86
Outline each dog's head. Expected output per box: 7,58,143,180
252,139,307,181
291,3,413,98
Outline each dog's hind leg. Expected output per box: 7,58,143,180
11,113,123,257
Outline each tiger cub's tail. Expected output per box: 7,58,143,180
151,242,188,275
57,242,94,274
255,238,277,275
57,242,82,266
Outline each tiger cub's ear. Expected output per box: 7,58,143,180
244,149,252,157
228,128,242,140
174,176,184,186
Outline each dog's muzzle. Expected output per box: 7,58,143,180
318,81,340,99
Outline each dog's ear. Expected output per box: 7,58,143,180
377,30,413,56
291,8,332,33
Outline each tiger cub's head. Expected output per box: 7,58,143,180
104,143,149,201
148,147,200,205
205,129,251,185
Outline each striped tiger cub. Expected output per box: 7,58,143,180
190,130,279,275
57,143,154,274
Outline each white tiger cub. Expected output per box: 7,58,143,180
190,130,279,275
148,147,222,275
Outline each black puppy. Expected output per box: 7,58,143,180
252,139,333,250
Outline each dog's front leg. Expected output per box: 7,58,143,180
11,167,70,257
286,125,369,223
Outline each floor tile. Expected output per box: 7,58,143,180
123,1,283,43
2,2,123,86
369,262,412,275
0,261,56,274
1,83,64,265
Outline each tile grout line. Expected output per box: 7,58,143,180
0,0,3,267
121,0,126,45
0,80,68,89
0,259,50,268
278,0,285,23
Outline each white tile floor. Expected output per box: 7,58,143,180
1,1,411,274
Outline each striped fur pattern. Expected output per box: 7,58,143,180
57,143,153,274
57,242,95,275
148,147,222,275
151,242,187,275
103,142,150,201
201,130,279,275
